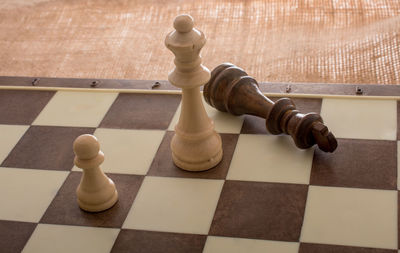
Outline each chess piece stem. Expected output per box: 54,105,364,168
73,134,118,212
204,63,337,152
165,14,223,171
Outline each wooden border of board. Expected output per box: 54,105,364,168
0,76,399,98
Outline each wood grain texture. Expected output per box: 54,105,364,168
0,0,399,84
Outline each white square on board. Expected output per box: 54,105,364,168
123,176,224,234
227,134,314,184
89,128,165,175
0,167,68,222
0,124,28,164
301,185,397,249
320,98,397,140
33,91,117,127
22,224,119,253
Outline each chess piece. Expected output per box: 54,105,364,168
165,14,223,171
204,63,338,152
73,134,118,212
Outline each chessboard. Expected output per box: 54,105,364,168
0,77,399,253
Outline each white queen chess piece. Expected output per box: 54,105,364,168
165,14,223,171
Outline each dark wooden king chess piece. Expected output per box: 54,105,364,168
203,63,338,152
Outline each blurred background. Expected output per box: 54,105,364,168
0,0,399,84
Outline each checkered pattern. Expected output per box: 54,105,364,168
0,88,398,253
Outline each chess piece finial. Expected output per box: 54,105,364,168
204,63,338,153
173,14,194,33
73,134,118,212
165,15,223,171
73,134,100,160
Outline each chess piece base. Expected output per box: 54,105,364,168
171,132,223,171
77,179,119,212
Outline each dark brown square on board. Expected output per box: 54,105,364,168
147,131,239,179
111,229,206,253
310,139,397,190
40,172,143,228
0,90,54,125
1,126,95,171
100,93,181,130
397,101,399,140
209,180,308,241
0,220,37,253
241,98,322,134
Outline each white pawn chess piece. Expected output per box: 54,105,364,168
73,134,118,212
165,14,223,171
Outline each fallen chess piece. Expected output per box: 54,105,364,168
204,63,338,153
165,14,223,171
73,134,118,212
